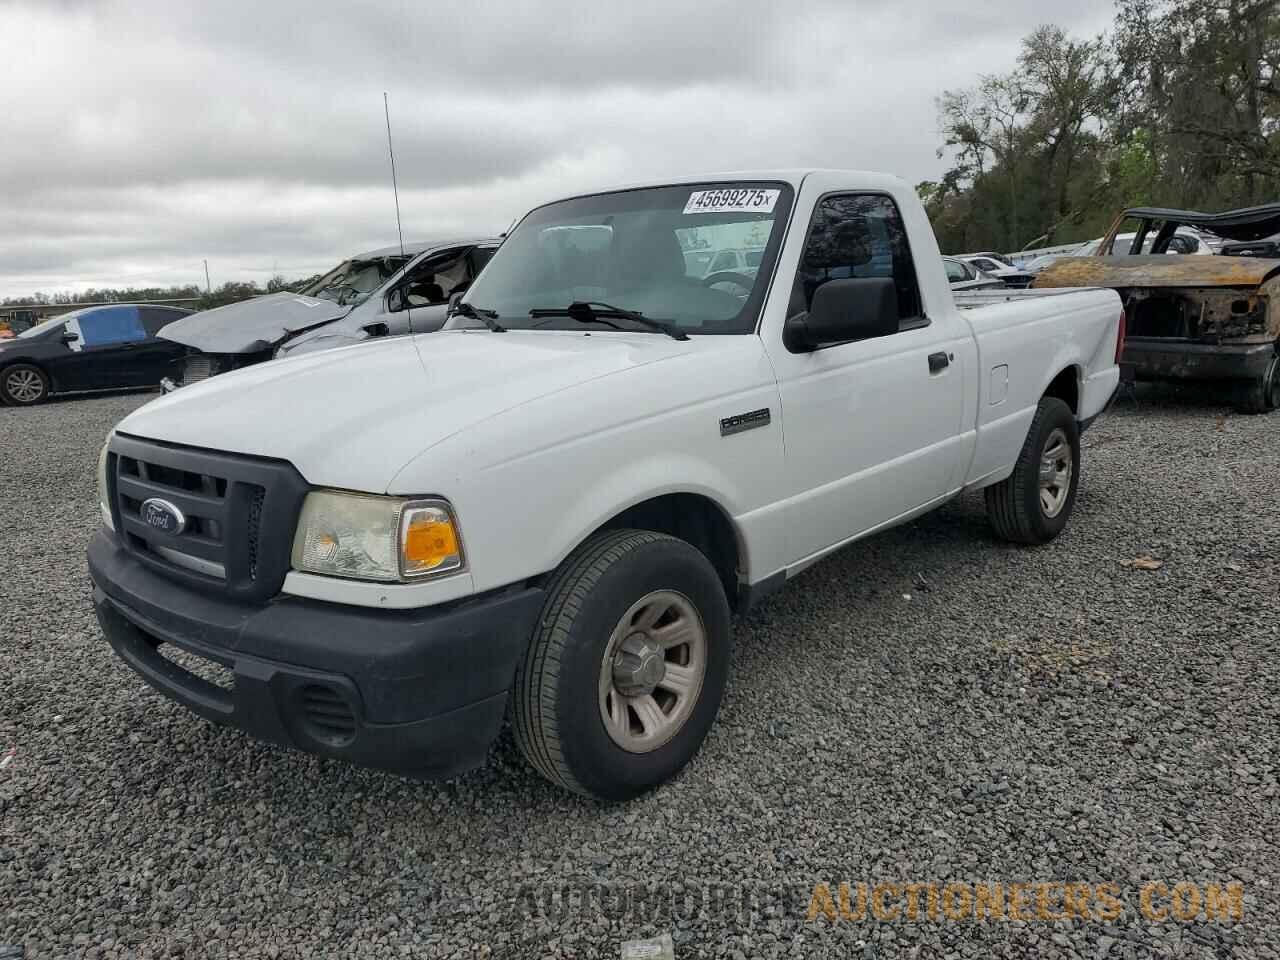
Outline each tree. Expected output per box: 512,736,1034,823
927,3,1280,253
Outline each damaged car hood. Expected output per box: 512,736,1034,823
114,330,704,491
1034,255,1280,289
157,293,350,353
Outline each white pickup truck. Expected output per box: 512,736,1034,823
88,170,1123,800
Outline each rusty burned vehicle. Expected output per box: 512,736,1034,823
1034,203,1280,413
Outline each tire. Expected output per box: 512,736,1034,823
985,397,1080,545
1232,355,1279,415
512,529,732,801
0,363,50,406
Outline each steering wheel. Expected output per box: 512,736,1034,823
700,271,754,297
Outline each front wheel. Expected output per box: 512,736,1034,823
0,364,50,406
512,529,731,801
985,397,1080,544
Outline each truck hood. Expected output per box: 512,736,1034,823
1035,255,1280,289
157,292,352,353
115,330,702,490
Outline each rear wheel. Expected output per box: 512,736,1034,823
0,364,50,406
986,397,1080,544
1233,355,1279,414
512,529,731,801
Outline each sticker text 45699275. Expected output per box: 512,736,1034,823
683,188,780,215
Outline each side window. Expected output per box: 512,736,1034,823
468,247,496,277
794,194,923,324
972,258,996,272
138,307,185,337
710,250,738,272
77,306,147,347
396,248,470,309
944,260,967,283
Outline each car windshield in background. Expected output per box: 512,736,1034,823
458,182,794,335
301,255,411,306
16,316,64,339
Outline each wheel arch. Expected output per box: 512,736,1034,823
0,357,54,397
1042,363,1081,415
556,491,746,612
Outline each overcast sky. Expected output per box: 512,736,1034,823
0,0,1116,300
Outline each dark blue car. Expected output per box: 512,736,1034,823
0,304,192,406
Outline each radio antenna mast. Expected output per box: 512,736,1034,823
383,92,411,332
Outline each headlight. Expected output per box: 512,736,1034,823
290,491,465,583
97,439,113,531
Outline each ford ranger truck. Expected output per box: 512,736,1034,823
88,171,1123,801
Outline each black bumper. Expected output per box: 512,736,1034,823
88,530,544,779
1122,338,1277,382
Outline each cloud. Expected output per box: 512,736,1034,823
0,0,1116,298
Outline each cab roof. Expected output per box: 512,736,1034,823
352,237,495,260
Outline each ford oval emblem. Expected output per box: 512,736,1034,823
140,498,186,535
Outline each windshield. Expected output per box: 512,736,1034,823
301,255,412,306
458,182,794,335
16,316,64,339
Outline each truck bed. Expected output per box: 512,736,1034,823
952,287,1109,310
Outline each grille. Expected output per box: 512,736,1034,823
299,684,356,744
183,354,215,385
109,434,309,602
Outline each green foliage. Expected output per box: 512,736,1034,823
2,275,320,312
931,1,1280,253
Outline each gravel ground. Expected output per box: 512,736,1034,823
1,386,1278,959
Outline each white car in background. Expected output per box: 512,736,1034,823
943,257,1005,291
1076,228,1214,256
956,252,1035,287
693,247,766,279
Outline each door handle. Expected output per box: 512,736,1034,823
928,351,950,373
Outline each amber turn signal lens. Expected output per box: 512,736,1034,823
400,504,464,578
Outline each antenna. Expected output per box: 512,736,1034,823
383,92,411,333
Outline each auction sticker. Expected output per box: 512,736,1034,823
683,187,780,215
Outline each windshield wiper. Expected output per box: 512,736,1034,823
527,301,689,341
451,301,506,332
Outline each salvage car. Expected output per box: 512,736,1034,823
157,238,499,388
0,304,191,406
89,170,1122,800
1035,203,1280,412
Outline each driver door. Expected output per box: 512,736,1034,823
763,191,967,565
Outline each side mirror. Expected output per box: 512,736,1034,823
60,331,80,345
447,291,464,315
783,278,899,351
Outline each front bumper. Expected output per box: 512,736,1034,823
88,529,544,778
1122,338,1277,382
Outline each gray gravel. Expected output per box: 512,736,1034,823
2,385,1278,959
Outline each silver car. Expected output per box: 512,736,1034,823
159,238,500,388
943,257,1005,291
